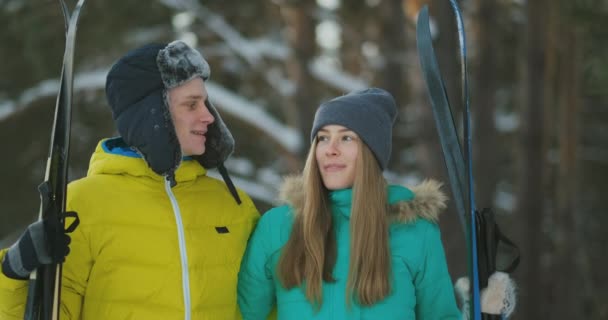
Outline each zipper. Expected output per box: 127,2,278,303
328,282,334,319
165,178,192,320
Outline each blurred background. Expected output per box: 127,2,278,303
1,0,607,318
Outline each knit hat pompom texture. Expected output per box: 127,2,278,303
310,88,397,169
105,40,234,177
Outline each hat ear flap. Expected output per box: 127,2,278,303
194,99,234,168
116,90,181,176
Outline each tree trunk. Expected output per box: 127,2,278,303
471,0,499,209
278,1,317,158
377,0,407,107
517,0,548,318
371,0,408,170
550,2,581,318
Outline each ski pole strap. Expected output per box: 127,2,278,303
495,226,520,274
476,208,520,285
63,211,80,233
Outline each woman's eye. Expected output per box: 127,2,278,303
317,135,328,142
342,135,353,141
189,102,197,110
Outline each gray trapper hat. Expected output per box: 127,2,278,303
106,41,241,203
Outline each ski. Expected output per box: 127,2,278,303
415,3,482,320
24,1,85,319
415,6,467,233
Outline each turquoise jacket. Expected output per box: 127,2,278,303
238,177,461,320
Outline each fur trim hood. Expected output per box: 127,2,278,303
278,175,448,224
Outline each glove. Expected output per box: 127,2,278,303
1,211,78,280
455,272,517,318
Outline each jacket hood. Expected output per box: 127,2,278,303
278,175,447,224
87,138,207,183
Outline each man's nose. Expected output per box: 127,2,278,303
201,101,215,124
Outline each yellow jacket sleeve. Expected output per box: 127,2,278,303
0,248,28,320
0,192,91,320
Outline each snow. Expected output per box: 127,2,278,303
494,189,516,212
172,11,196,30
0,69,107,121
256,167,284,187
225,157,255,177
264,67,296,96
214,159,284,205
213,156,282,204
249,38,290,60
18,79,61,110
159,0,262,65
0,69,303,155
0,100,15,120
316,20,342,51
309,57,368,92
495,112,519,133
207,169,279,205
384,170,422,187
124,26,168,46
317,0,341,10
159,0,368,94
205,81,303,153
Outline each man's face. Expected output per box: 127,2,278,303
167,77,215,156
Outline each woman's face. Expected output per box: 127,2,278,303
315,125,359,190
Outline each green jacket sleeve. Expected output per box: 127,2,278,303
238,209,278,320
414,222,462,320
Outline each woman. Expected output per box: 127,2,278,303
238,88,461,319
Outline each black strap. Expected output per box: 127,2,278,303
63,211,80,233
476,208,520,280
217,163,242,205
495,224,520,273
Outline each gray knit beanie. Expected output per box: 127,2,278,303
310,88,397,169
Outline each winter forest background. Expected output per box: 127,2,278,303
1,0,607,318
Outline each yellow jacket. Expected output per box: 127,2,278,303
0,138,259,319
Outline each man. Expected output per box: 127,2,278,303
0,41,260,319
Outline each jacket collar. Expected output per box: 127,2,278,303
87,137,207,184
279,175,447,223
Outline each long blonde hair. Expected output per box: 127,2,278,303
277,139,391,308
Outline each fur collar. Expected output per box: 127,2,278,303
278,175,448,224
